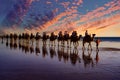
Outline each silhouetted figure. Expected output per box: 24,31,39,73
49,32,57,46
57,31,63,46
10,37,14,50
6,37,9,47
25,33,30,40
10,33,13,39
70,31,81,48
83,33,96,50
85,30,88,36
5,34,9,40
95,38,100,51
12,33,18,50
13,33,18,41
35,32,41,40
22,33,25,39
19,34,22,40
42,32,49,45
63,31,70,47
30,33,35,45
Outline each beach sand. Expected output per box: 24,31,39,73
0,39,120,80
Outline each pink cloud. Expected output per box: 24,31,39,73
79,0,120,22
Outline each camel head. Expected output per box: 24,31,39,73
79,35,82,39
92,34,96,38
91,34,96,41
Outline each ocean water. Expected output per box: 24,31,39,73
95,37,120,42
95,37,120,48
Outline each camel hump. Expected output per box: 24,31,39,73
83,35,91,41
85,35,91,38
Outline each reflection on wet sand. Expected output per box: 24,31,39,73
42,44,48,58
70,48,81,65
82,50,94,68
1,38,100,68
49,46,56,59
35,39,40,56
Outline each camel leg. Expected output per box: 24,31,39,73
67,40,69,48
82,42,85,50
54,41,56,46
96,44,99,51
70,41,72,48
89,42,92,50
63,41,65,47
49,40,50,46
77,41,79,47
58,41,59,46
51,41,54,46
74,42,78,48
88,43,90,50
73,42,75,48
61,41,62,46
51,41,52,46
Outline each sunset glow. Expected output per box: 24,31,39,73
0,0,120,36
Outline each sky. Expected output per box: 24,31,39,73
0,0,120,37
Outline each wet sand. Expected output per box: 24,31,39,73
0,39,120,80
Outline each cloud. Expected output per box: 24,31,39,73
1,0,35,27
79,0,120,22
24,0,120,35
46,1,52,4
60,2,70,8
1,0,120,36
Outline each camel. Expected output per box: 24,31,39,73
63,31,70,47
30,33,34,40
13,33,18,41
5,34,9,40
57,31,64,46
82,34,96,50
42,32,49,45
18,34,22,40
49,32,57,46
30,33,34,45
70,31,81,48
35,32,41,40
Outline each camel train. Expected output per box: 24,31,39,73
1,30,100,50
